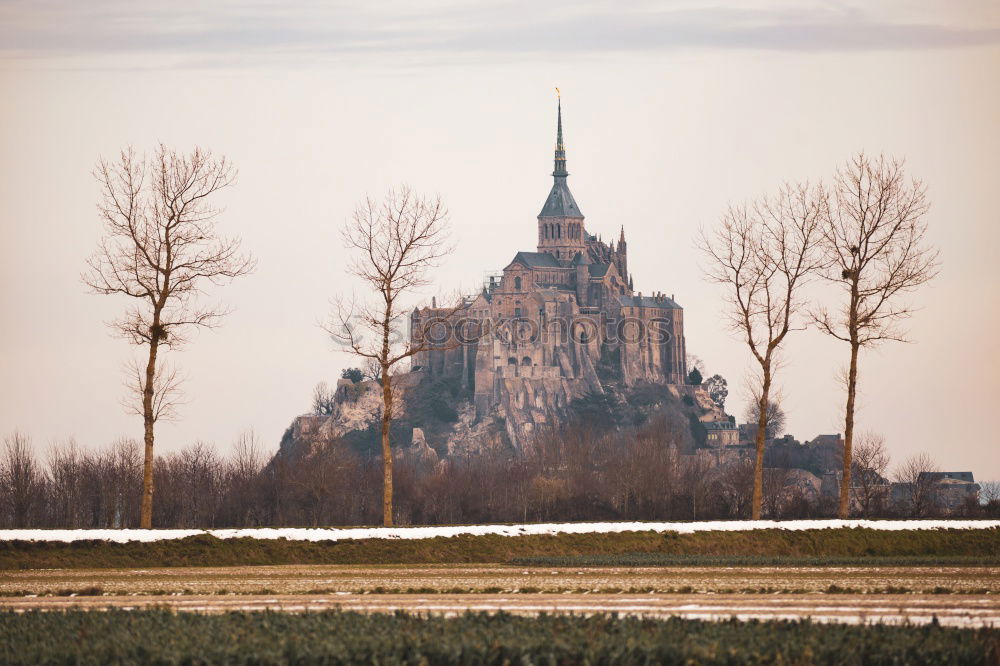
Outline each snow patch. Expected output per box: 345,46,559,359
1,520,998,543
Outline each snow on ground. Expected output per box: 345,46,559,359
2,520,998,543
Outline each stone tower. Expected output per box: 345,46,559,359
536,97,586,262
410,92,689,445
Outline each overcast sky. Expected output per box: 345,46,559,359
1,1,998,478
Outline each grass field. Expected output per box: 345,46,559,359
2,609,997,665
3,527,998,569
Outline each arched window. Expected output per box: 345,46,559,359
507,357,517,365
514,276,521,291
557,224,562,239
521,356,532,366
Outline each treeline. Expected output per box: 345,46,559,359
2,424,997,529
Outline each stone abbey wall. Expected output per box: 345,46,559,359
409,101,687,447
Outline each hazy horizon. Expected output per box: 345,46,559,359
1,1,998,479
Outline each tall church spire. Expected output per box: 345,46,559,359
539,92,582,218
553,95,567,177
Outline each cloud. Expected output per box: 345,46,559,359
1,0,997,66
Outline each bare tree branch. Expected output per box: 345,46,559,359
813,153,939,519
700,181,827,520
82,144,254,528
325,185,454,527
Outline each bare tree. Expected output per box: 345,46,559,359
83,145,254,528
980,481,1000,518
701,182,826,519
704,374,728,410
46,438,86,527
850,431,890,517
981,481,1000,505
0,432,44,528
814,154,939,519
742,397,787,440
894,452,940,518
327,186,455,526
717,458,755,519
311,382,336,415
762,466,793,518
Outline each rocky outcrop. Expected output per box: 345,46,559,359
494,376,580,450
276,362,730,465
278,374,421,460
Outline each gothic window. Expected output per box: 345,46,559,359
521,356,532,366
514,276,521,291
557,224,561,239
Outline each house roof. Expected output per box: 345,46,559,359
587,263,611,277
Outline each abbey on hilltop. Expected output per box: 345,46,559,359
411,97,688,441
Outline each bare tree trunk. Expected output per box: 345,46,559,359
381,366,393,527
838,340,859,519
751,369,771,520
140,334,159,528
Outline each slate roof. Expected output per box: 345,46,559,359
587,263,611,277
539,177,584,218
617,294,682,309
508,251,562,269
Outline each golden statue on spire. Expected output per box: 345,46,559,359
555,87,560,99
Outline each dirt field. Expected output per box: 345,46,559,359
2,564,998,627
2,564,997,596
3,592,999,628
